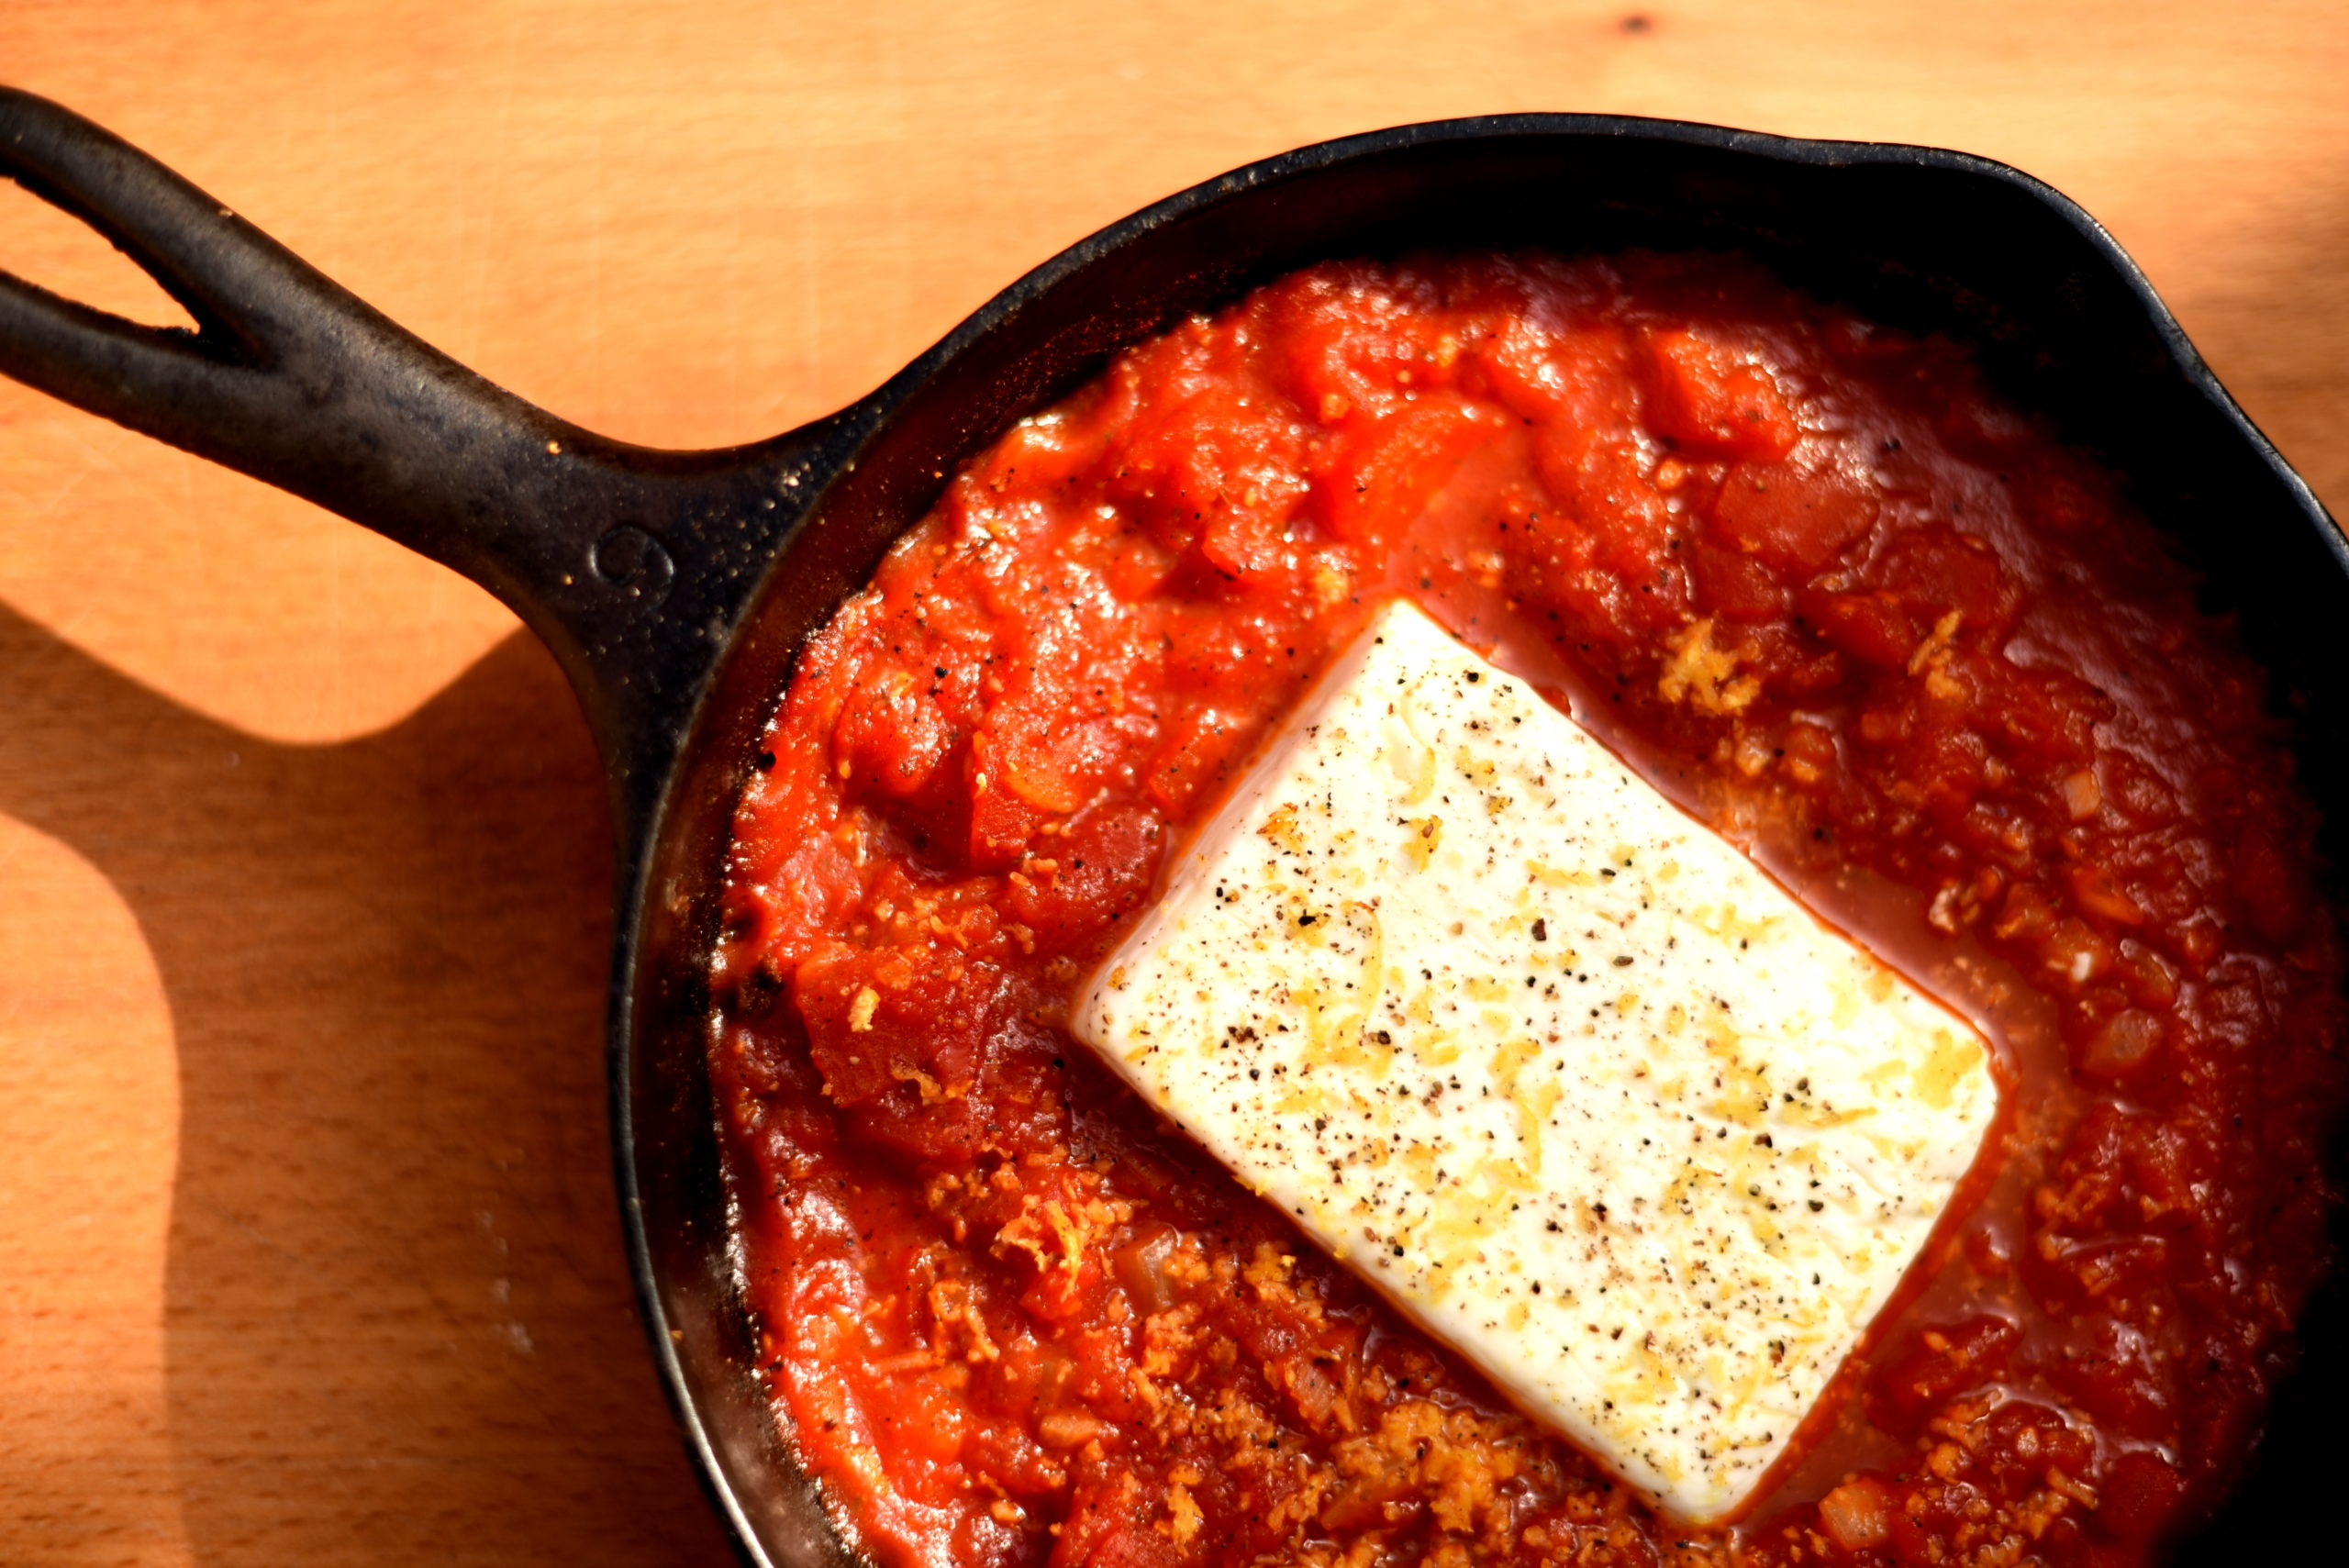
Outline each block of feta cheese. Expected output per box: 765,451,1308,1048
1072,599,2001,1524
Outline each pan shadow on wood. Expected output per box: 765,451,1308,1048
0,601,739,1566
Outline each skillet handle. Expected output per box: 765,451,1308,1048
0,86,829,809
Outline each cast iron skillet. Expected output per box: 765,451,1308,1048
3,87,2343,1565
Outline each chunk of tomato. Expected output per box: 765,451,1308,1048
1712,459,1880,574
793,941,1010,1108
1642,326,1800,462
1006,803,1166,953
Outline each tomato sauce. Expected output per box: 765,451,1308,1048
711,252,2346,1568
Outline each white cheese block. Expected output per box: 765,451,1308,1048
1072,599,2000,1524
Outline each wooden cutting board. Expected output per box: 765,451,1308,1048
3,3,2344,1563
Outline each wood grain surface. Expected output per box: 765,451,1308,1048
4,4,2346,1564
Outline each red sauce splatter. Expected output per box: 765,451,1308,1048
711,252,2346,1568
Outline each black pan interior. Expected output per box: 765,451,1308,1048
624,121,2349,1567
